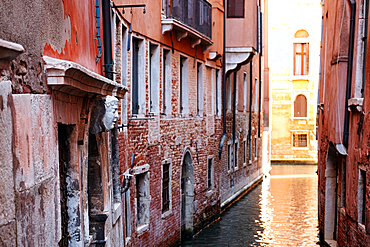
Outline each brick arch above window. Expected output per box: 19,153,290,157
294,94,307,117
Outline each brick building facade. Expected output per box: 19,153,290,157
0,0,268,246
318,0,370,245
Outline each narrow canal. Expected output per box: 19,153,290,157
182,164,319,246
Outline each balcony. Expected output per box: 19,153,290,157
162,0,213,50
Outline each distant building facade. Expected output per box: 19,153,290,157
0,0,268,246
269,0,321,162
318,0,370,245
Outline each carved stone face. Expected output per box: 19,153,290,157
102,95,119,131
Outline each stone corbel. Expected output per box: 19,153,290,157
177,30,188,42
208,51,221,60
191,38,201,49
348,97,363,112
202,45,212,54
225,47,255,74
162,23,173,35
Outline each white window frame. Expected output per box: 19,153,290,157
215,69,221,116
149,42,160,114
197,62,204,116
133,164,150,234
131,37,146,115
180,55,189,115
162,48,171,115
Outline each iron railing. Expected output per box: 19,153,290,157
164,0,212,39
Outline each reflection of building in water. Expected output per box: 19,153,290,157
267,167,318,245
269,0,321,162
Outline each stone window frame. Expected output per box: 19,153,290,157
196,61,204,116
207,155,214,190
243,138,247,167
293,42,309,76
179,55,189,115
243,72,248,112
131,36,146,116
292,93,308,119
291,32,310,80
358,165,366,226
226,74,232,110
123,185,131,243
291,131,309,149
149,42,160,114
254,77,258,113
254,136,258,161
234,140,239,171
215,68,221,117
248,137,252,164
227,141,232,173
120,22,129,128
133,164,151,234
161,159,172,218
162,48,172,115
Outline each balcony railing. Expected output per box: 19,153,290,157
164,0,212,39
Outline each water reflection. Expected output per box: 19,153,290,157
182,164,319,246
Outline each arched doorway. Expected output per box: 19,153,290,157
181,151,194,239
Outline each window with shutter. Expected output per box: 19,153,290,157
294,43,309,75
294,94,307,117
227,0,245,18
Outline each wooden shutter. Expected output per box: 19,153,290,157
294,94,307,117
228,0,245,18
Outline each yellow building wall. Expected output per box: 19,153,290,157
268,0,321,162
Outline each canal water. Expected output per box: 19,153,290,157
182,164,319,246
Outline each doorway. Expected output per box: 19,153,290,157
181,151,194,239
324,145,338,241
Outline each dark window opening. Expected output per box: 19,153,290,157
162,163,170,213
208,159,213,189
227,0,245,18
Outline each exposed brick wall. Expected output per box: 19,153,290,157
114,17,223,244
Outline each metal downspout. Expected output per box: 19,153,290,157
317,0,324,140
232,72,237,144
219,0,227,159
102,0,113,80
343,0,356,148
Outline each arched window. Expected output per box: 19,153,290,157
294,30,309,75
294,94,307,117
294,29,309,38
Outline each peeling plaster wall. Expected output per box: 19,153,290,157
0,0,102,94
0,81,16,246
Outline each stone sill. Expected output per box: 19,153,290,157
43,56,128,99
137,224,149,235
0,39,24,69
161,209,172,219
348,97,363,112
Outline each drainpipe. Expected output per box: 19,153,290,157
92,1,113,246
249,61,253,142
102,0,113,80
232,72,236,145
219,0,227,159
317,0,324,140
343,0,356,148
